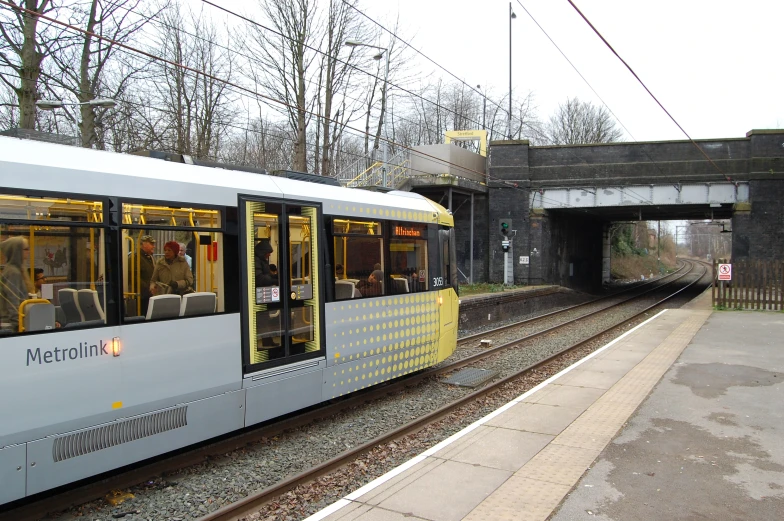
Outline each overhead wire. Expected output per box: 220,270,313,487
0,5,682,220
200,0,491,133
101,2,440,134
0,1,662,218
0,36,488,182
344,0,698,209
0,0,502,182
566,0,733,183
514,0,692,197
340,0,525,129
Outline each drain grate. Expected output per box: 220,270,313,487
442,368,499,388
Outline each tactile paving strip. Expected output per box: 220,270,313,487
464,476,571,521
464,310,712,521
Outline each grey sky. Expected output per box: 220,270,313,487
361,0,783,142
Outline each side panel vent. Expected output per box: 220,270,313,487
52,406,188,462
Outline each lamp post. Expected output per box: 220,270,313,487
675,225,689,257
345,39,390,187
36,98,116,110
508,2,516,140
476,84,486,131
36,98,116,147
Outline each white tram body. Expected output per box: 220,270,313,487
0,136,459,505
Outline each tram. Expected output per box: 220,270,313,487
0,136,459,505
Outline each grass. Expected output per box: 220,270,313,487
610,254,677,281
458,282,526,296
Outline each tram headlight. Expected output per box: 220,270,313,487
112,336,121,357
438,295,443,306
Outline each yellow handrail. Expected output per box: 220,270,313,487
17,298,52,332
135,231,143,315
347,161,382,186
123,234,137,315
28,228,35,283
89,228,95,290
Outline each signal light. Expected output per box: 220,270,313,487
501,221,509,235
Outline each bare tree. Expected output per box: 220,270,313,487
314,0,364,177
0,0,71,129
544,97,623,145
45,0,155,148
220,115,293,171
244,0,318,172
152,4,235,158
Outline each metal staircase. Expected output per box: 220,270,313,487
338,151,410,189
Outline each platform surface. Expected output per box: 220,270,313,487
306,290,784,521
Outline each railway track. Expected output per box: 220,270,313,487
196,259,710,521
4,260,711,521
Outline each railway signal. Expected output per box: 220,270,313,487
500,219,511,236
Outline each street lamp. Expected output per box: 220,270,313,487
508,2,516,140
345,39,390,187
36,98,116,110
476,85,486,131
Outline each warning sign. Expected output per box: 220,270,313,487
718,263,732,281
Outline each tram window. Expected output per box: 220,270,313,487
122,203,221,228
434,227,455,291
390,223,429,294
121,203,225,322
332,218,384,299
1,220,108,335
0,193,102,223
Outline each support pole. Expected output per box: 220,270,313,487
504,250,509,285
469,193,474,283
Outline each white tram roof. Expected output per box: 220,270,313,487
0,136,453,226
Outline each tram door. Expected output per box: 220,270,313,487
240,198,323,371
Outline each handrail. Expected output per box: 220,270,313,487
346,161,382,187
89,228,95,290
135,231,143,315
124,234,137,315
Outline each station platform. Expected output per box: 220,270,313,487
305,290,784,520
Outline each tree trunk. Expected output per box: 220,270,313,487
293,41,307,171
17,0,51,129
77,0,99,147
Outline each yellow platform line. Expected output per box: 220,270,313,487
464,310,712,521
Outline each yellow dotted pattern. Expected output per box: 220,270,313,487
326,203,443,224
325,292,441,397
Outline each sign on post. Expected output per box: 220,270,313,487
718,263,732,281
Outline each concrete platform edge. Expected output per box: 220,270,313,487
302,310,671,521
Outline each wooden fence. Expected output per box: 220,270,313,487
712,259,784,310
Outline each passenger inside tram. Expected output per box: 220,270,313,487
0,236,34,333
138,235,155,315
356,267,383,297
150,241,194,296
254,239,277,287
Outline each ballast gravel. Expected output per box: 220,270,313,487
45,271,708,521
